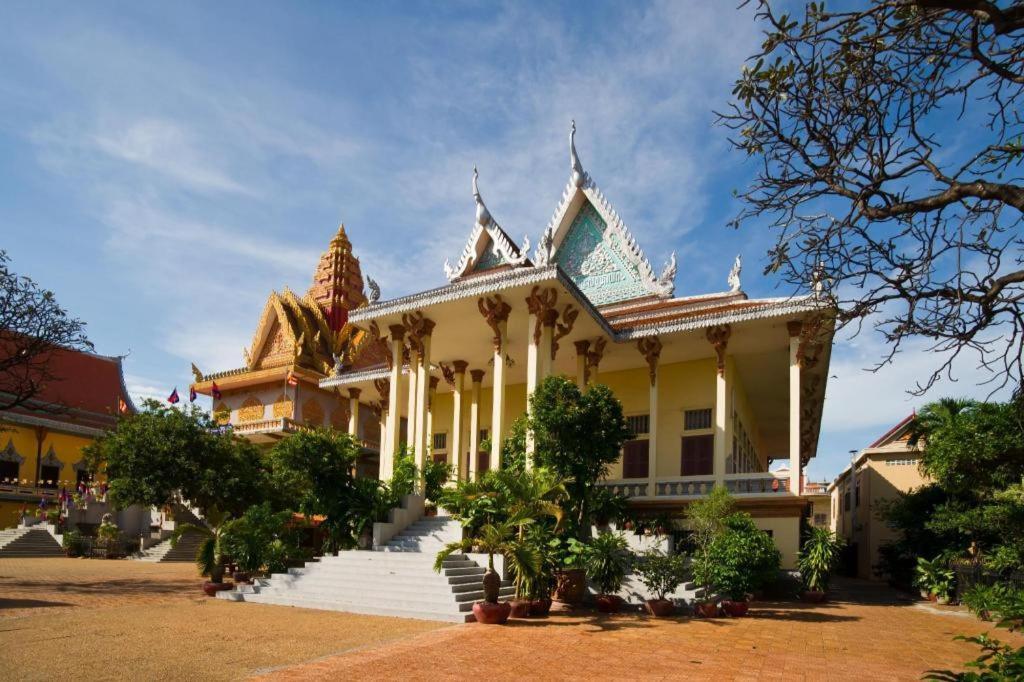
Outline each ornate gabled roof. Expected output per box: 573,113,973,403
533,121,676,305
444,167,530,281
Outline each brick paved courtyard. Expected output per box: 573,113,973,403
2,558,1020,681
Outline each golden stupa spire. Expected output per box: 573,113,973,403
308,223,365,332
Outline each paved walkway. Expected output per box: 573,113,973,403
0,558,445,681
262,579,1023,681
1,561,1019,681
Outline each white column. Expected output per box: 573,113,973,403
427,375,438,464
490,319,507,470
378,406,388,479
525,311,539,465
347,388,361,438
451,361,467,480
647,368,659,499
414,324,434,486
406,350,419,451
574,340,590,388
384,326,405,478
713,359,728,487
788,321,802,495
468,369,484,480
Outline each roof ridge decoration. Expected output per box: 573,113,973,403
534,120,676,304
728,255,742,293
444,167,530,282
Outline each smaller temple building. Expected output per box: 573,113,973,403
0,346,135,528
190,226,387,477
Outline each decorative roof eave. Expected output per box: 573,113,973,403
533,121,676,299
0,410,107,438
444,168,531,281
614,295,832,341
319,364,410,389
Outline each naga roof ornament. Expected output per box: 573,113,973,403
534,120,676,302
443,167,530,282
728,254,742,293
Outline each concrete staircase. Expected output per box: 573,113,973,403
134,531,204,562
617,572,704,606
0,527,64,558
218,516,513,622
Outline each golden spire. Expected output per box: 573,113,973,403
308,223,366,332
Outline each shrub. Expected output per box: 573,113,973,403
219,502,294,574
693,513,780,600
62,529,88,557
962,583,1024,623
422,458,452,503
798,527,844,592
634,551,689,601
914,556,956,600
584,531,633,595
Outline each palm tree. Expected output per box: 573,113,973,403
909,398,976,447
433,514,540,603
493,467,567,535
171,507,229,584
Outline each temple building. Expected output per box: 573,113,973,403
317,123,836,568
190,226,388,477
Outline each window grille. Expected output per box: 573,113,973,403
432,432,447,451
626,414,650,437
684,408,712,430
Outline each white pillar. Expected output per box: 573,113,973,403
490,319,507,470
647,368,659,500
378,406,388,479
468,369,484,480
414,324,434,486
451,361,467,480
713,360,728,487
427,375,438,465
406,350,419,452
788,321,802,495
525,312,539,465
384,325,405,478
574,340,590,388
347,388,361,438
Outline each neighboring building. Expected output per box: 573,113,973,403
317,123,836,569
0,346,142,530
829,414,930,579
189,226,388,477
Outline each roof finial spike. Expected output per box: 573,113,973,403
473,166,491,227
570,119,585,188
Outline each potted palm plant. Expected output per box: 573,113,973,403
635,550,688,617
798,527,844,603
435,515,537,625
585,531,633,613
171,507,233,596
914,556,955,604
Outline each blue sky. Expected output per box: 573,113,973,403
0,1,1008,480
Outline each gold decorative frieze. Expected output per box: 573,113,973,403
238,396,264,423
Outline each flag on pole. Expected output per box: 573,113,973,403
211,382,222,399
168,388,180,404
287,372,298,387
189,386,197,403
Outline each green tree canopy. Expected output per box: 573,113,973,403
84,399,267,517
529,376,632,539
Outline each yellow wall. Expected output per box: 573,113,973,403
753,516,800,570
0,421,102,529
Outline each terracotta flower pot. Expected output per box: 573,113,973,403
696,601,720,618
722,600,749,617
202,581,234,597
801,590,827,604
553,569,587,605
509,599,532,618
529,598,552,617
472,601,511,625
596,594,624,613
645,599,675,617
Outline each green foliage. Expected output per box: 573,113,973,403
584,531,633,595
84,399,268,517
440,467,566,537
500,415,528,473
172,507,229,583
61,529,88,557
421,458,452,503
529,376,632,539
962,584,1024,623
591,488,630,527
219,502,296,574
686,485,737,558
924,634,1024,681
798,527,844,592
914,556,956,600
693,512,781,600
634,550,689,601
389,449,418,500
267,428,360,549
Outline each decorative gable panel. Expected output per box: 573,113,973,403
553,201,651,305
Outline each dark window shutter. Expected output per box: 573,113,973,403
681,435,714,476
621,439,649,479
478,451,490,474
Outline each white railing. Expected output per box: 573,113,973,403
654,476,717,498
231,417,303,435
596,480,649,499
724,471,791,495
